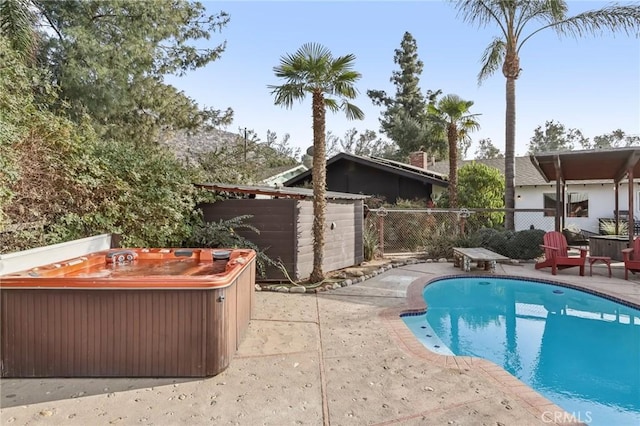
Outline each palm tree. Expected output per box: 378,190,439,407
428,94,480,208
453,0,640,229
269,43,364,282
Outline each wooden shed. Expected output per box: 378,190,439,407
196,183,369,281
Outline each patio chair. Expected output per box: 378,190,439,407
622,238,640,280
562,227,589,249
535,231,587,276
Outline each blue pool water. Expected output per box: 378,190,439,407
403,277,640,425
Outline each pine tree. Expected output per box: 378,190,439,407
368,32,444,159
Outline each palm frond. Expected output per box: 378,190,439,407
330,53,357,73
552,5,640,38
324,97,339,113
268,83,306,108
298,42,333,62
478,37,505,84
331,75,360,99
270,42,363,121
513,0,566,41
342,101,364,121
453,0,510,37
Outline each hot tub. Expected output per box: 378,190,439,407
0,248,256,378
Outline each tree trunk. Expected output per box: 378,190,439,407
310,90,327,283
502,47,520,231
504,75,516,230
448,123,458,208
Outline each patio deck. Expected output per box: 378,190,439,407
1,260,637,425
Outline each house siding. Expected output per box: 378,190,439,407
324,161,432,203
515,182,639,233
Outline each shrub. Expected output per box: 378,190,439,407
465,228,544,260
507,229,545,260
423,220,461,258
363,222,380,261
424,233,457,258
600,219,628,235
186,214,275,278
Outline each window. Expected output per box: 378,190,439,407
567,192,588,217
543,193,556,217
543,192,589,217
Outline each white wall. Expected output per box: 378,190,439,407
515,184,557,232
0,234,112,275
514,181,639,233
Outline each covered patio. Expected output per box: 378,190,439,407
530,147,640,248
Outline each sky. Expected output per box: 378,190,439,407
165,1,640,159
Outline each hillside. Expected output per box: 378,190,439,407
159,128,244,164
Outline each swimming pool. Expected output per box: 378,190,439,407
402,277,640,425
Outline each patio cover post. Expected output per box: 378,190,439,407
531,148,640,239
629,168,634,247
614,183,619,235
553,155,562,232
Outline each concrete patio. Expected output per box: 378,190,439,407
1,260,638,425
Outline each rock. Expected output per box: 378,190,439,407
275,286,290,293
255,284,262,291
343,279,352,286
289,286,306,293
438,258,448,263
426,259,433,263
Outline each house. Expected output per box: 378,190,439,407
195,182,368,281
283,152,448,204
428,155,636,234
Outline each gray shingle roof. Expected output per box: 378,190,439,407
195,182,370,200
427,157,550,186
284,152,449,187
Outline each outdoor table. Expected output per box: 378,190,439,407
453,247,509,273
588,256,612,278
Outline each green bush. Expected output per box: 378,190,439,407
507,229,545,259
186,214,275,277
424,233,457,258
423,220,461,258
363,222,380,261
463,228,544,260
435,162,505,232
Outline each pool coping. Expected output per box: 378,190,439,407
379,272,639,425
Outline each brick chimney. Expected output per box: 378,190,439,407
409,151,429,169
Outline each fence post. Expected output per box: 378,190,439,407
378,214,384,256
458,208,471,236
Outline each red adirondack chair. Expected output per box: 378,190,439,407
622,238,640,280
535,231,587,276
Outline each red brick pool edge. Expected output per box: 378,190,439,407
380,276,580,426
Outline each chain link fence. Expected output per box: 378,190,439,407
364,208,556,260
